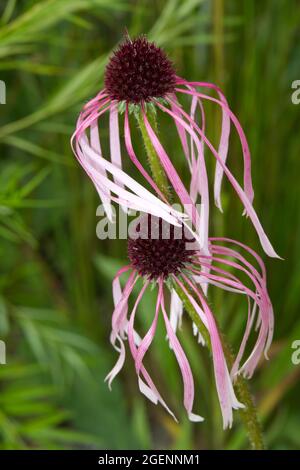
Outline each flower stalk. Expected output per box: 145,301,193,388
135,108,172,203
140,107,265,450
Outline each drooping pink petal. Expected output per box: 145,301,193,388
182,274,244,429
158,104,212,299
74,99,111,141
176,86,254,205
112,265,133,303
168,98,279,258
160,279,204,422
175,78,254,206
207,249,272,348
210,237,267,281
169,94,191,169
109,102,123,182
142,106,200,230
105,271,137,389
134,281,163,374
188,93,205,203
192,262,262,315
169,288,183,333
214,94,230,212
192,272,246,295
83,89,107,111
173,276,209,331
110,271,137,345
90,121,114,221
124,104,167,202
109,102,130,213
105,335,126,390
78,136,188,227
231,301,257,379
169,90,204,205
71,102,115,221
155,99,209,253
171,269,208,345
182,82,229,212
195,240,273,378
189,250,270,381
127,280,177,420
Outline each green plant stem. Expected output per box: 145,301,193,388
174,281,264,449
138,107,265,450
135,108,172,202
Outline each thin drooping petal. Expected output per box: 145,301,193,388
109,102,123,181
112,265,133,304
188,93,205,203
197,253,272,369
173,276,209,331
71,103,114,220
110,271,137,348
74,98,111,141
194,238,273,378
124,105,167,202
158,101,213,306
214,93,230,211
125,108,203,246
155,99,209,253
231,301,257,379
170,90,204,204
192,261,263,368
170,281,205,346
168,98,279,258
90,121,114,221
186,83,231,212
105,271,137,388
175,78,254,206
169,94,191,169
210,237,267,281
109,102,130,213
127,280,177,420
180,81,230,211
134,281,163,374
160,279,204,422
142,107,200,230
105,335,126,390
207,249,273,362
77,136,188,227
83,90,107,111
169,288,183,333
193,275,243,294
182,274,244,429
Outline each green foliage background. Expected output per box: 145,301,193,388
0,0,299,450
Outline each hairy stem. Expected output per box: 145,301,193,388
138,106,265,450
135,108,172,202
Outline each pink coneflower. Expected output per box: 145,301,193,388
105,215,273,429
71,35,278,258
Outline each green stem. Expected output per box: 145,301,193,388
221,335,265,450
138,107,265,450
135,108,172,202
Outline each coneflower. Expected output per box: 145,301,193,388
71,35,278,258
105,215,273,429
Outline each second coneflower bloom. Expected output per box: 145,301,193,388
105,215,273,429
72,35,278,258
